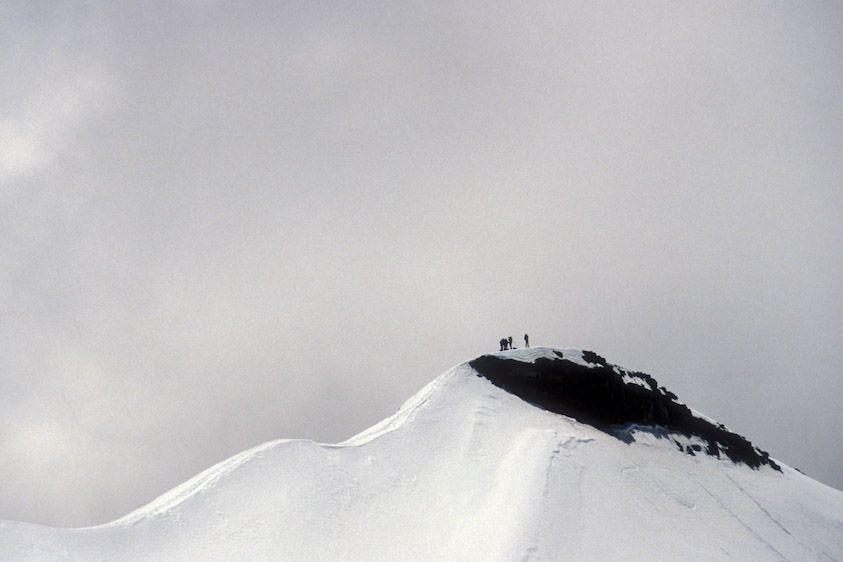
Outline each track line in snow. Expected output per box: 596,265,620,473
724,473,792,537
698,482,790,562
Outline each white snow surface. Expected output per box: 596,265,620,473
2,347,842,561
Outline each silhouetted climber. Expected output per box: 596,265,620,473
499,338,508,351
524,333,529,348
508,336,514,350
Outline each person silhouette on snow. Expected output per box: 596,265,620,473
499,338,508,351
524,334,529,348
508,336,514,350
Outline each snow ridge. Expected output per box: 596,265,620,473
0,347,840,561
111,439,284,525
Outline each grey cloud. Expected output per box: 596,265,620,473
1,1,841,526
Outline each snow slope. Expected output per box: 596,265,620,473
1,348,841,561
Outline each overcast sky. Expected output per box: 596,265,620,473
1,1,841,527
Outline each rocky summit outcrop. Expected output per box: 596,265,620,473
470,349,780,471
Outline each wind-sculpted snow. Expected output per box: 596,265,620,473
470,348,781,471
1,348,841,561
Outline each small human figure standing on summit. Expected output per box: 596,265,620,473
524,333,529,348
508,336,514,350
499,338,508,351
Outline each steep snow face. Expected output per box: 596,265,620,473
1,348,842,561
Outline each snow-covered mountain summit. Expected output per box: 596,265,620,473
2,348,842,561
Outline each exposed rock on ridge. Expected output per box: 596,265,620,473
470,350,781,471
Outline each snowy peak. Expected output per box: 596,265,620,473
1,347,841,561
470,347,780,471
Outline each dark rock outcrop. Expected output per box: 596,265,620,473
469,351,780,471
